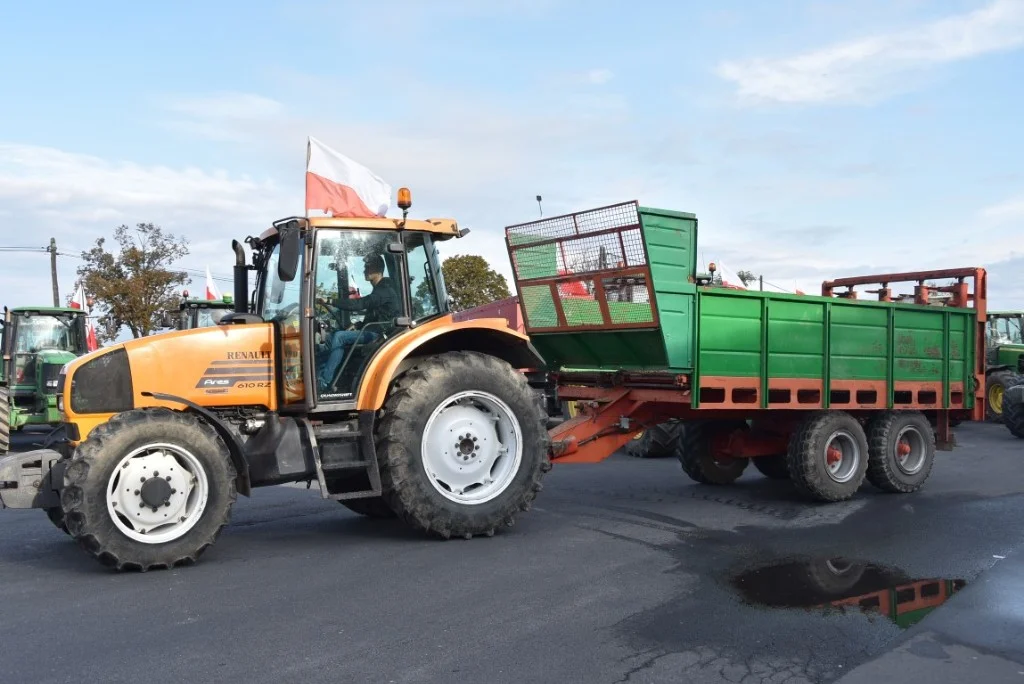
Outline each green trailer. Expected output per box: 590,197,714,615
0,307,90,454
507,201,986,502
983,310,1024,421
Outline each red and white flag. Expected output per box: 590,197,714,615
305,136,391,218
205,266,221,301
69,284,98,351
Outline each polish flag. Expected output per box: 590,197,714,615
69,284,98,351
205,266,221,301
305,136,392,218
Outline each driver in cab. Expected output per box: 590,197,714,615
316,254,400,390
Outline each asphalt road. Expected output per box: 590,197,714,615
1,423,1023,684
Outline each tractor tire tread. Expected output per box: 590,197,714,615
627,421,685,459
987,370,1024,423
678,420,749,485
60,408,237,571
376,351,551,540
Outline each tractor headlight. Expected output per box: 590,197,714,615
57,395,64,412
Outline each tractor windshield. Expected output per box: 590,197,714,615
989,316,1024,346
14,313,83,354
191,306,232,329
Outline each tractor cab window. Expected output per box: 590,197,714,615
195,307,231,328
14,314,83,354
406,232,444,322
313,229,402,401
260,242,303,325
989,317,1024,346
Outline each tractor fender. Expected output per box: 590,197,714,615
139,391,252,496
355,316,545,411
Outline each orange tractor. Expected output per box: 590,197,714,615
0,190,554,570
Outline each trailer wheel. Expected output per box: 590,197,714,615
376,351,551,540
627,421,685,459
678,421,749,485
986,370,1023,422
338,496,396,518
752,454,790,480
1005,386,1024,439
0,386,9,455
865,411,936,493
60,408,237,571
787,412,868,502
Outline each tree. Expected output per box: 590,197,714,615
736,270,757,287
441,255,511,312
76,223,190,341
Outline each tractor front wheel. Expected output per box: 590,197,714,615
376,351,551,539
626,421,685,459
986,370,1024,422
1004,386,1024,440
60,408,237,571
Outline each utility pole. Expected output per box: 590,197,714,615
48,238,59,306
759,275,763,291
536,195,543,217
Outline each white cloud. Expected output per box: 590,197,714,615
981,194,1024,221
716,0,1024,104
585,68,614,85
0,142,293,309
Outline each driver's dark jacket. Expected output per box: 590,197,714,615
324,277,400,328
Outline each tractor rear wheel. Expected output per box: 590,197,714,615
986,370,1023,422
376,351,551,540
60,408,237,571
866,411,936,493
1004,386,1024,439
339,496,396,518
678,421,750,485
787,412,868,502
0,386,9,455
626,421,685,459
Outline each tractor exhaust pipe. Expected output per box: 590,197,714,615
231,240,248,314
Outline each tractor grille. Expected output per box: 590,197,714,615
41,363,63,394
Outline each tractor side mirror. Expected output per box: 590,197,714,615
278,223,301,282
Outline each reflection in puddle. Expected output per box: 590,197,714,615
731,557,966,629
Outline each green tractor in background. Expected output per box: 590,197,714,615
985,311,1024,423
162,295,235,331
0,307,90,454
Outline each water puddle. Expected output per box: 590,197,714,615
730,557,966,629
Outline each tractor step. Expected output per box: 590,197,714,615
309,418,382,501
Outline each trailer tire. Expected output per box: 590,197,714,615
986,370,1023,422
787,412,868,502
60,408,237,571
339,496,396,518
0,386,9,455
1004,386,1024,439
627,421,685,459
678,421,749,485
866,411,935,493
376,351,551,540
752,454,790,480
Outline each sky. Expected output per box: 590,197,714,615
1,0,1022,315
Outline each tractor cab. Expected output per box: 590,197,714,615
177,295,235,330
0,307,89,437
247,189,459,406
982,311,1024,421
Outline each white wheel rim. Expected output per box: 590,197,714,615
823,430,860,484
105,442,210,544
421,390,523,505
894,425,927,475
